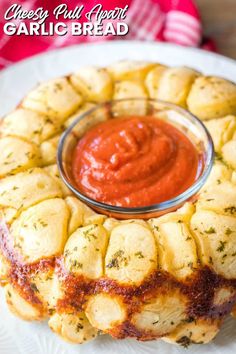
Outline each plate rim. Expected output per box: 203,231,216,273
0,40,236,78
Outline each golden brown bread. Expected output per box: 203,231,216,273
70,66,113,103
154,66,200,107
187,76,236,119
0,61,236,347
22,77,83,121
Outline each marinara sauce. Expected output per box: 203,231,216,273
72,116,201,207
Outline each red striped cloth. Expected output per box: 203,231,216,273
0,0,212,70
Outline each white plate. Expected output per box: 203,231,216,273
0,41,236,354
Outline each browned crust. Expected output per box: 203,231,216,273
1,220,236,340
0,221,54,315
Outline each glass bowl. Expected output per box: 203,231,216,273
57,98,214,219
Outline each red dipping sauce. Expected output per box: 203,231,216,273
72,116,201,208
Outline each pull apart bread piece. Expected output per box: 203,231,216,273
109,61,156,115
113,80,147,100
40,135,60,166
22,77,83,123
204,115,236,153
202,114,236,188
4,198,69,319
0,136,40,178
105,222,157,285
63,102,96,129
138,205,196,341
152,67,200,107
64,196,106,234
10,198,69,263
43,164,72,198
203,160,233,189
187,76,236,120
113,80,147,115
145,64,168,98
191,180,236,279
149,203,197,280
49,224,109,343
64,224,109,279
0,168,62,223
203,113,236,183
1,62,236,347
70,66,113,103
1,108,62,145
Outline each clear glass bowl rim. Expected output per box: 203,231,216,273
57,98,214,215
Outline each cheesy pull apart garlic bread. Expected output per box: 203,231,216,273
1,61,236,347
